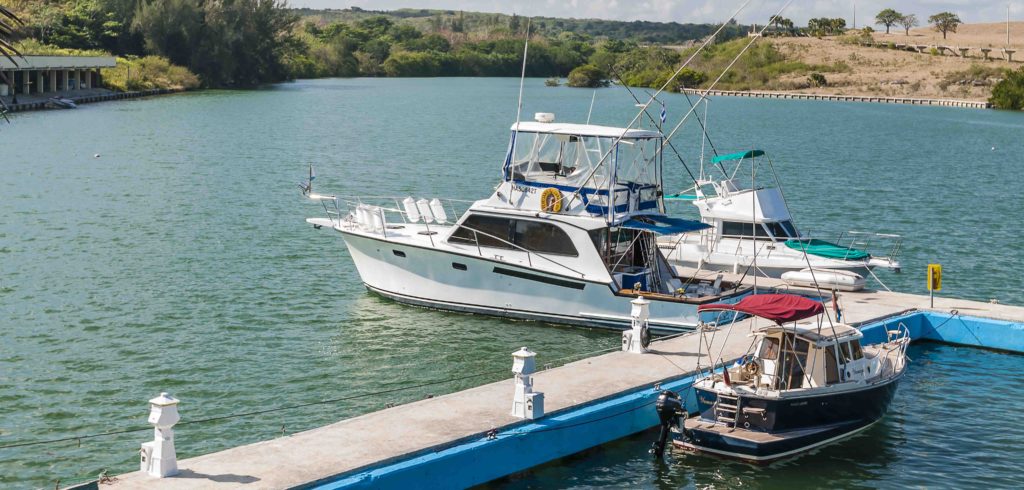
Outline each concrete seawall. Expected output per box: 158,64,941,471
4,88,184,113
681,88,991,109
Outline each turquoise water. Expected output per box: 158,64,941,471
1,78,1022,488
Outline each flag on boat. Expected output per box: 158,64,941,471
659,102,666,125
300,164,315,196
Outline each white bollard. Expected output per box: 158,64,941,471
511,347,544,419
622,296,651,354
140,392,180,478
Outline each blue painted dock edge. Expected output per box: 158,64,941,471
307,310,1024,490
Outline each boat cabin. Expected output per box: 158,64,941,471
699,294,883,392
444,113,743,297
743,324,875,391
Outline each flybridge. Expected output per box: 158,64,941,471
502,113,666,220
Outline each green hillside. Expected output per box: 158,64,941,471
290,7,746,44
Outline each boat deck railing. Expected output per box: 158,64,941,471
803,230,904,264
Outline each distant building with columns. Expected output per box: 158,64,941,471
0,55,117,98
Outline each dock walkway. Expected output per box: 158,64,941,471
100,277,1024,489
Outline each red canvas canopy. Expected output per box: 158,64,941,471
698,294,824,324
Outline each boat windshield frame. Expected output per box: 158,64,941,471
502,127,664,220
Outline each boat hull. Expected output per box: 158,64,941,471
659,239,874,279
340,230,736,332
679,376,901,462
664,254,872,279
677,418,878,463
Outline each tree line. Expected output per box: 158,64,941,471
875,8,962,40
6,2,750,88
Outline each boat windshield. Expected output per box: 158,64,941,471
505,131,663,216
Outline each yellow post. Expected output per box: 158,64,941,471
927,264,942,307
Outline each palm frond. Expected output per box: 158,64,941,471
0,5,24,66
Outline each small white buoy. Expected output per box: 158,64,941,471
94,153,100,158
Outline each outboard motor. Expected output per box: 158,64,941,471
651,390,683,458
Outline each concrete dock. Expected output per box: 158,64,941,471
93,272,1024,489
681,88,992,109
2,87,184,113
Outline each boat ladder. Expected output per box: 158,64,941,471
714,394,739,427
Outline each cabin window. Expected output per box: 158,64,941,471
449,215,514,249
825,345,841,384
450,215,577,256
721,221,773,239
513,220,578,256
779,334,810,389
764,221,798,239
758,337,781,360
839,341,864,362
849,340,864,360
591,228,645,269
780,220,798,238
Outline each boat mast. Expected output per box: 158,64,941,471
512,18,531,151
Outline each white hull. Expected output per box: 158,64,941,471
659,238,873,279
781,269,866,292
342,230,720,332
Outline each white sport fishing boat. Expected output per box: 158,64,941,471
304,113,753,333
658,150,902,283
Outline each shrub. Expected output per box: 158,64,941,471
990,66,1024,109
567,64,607,87
808,72,827,87
382,51,443,77
101,56,200,91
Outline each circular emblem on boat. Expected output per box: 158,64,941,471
540,188,563,213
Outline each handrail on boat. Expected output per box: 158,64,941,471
802,229,904,262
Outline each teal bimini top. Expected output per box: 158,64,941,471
784,239,870,261
711,150,765,164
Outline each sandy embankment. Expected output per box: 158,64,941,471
764,22,1023,102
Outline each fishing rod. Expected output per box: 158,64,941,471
659,0,796,151
562,0,755,211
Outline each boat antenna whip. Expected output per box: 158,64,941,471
511,18,532,156
659,0,795,148
562,0,752,212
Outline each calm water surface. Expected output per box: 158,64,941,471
1,78,1022,488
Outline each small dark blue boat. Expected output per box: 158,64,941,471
653,294,909,463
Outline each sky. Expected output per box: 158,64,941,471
291,1,1023,26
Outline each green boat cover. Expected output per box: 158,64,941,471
664,193,699,200
784,239,870,261
711,149,765,164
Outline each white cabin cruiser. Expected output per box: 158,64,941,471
658,150,902,281
306,114,753,333
652,293,909,463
